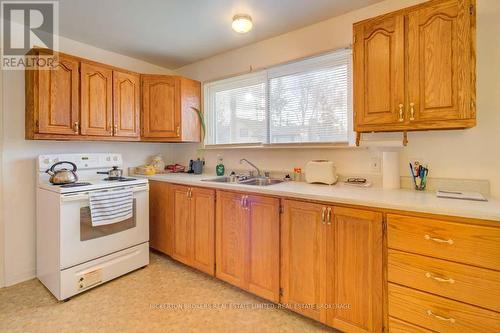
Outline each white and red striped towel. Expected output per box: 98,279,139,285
89,188,133,226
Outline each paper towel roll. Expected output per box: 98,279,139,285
382,151,400,189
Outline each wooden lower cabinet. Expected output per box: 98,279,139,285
245,194,280,302
171,185,191,264
190,187,216,274
170,184,215,275
327,207,384,333
149,181,171,254
281,199,383,333
281,200,327,321
216,191,280,302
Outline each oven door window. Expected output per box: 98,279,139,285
80,199,136,241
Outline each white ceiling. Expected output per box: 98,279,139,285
56,0,383,69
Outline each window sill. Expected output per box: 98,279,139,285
201,142,366,150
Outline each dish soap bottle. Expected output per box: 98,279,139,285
216,155,225,176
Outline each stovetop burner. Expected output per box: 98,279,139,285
102,177,137,182
58,182,92,188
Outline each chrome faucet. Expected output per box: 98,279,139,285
239,158,261,177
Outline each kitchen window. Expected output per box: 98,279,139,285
204,48,352,146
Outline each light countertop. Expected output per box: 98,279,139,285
138,173,500,222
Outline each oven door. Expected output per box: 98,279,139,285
59,184,149,269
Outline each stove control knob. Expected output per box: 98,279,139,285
113,156,118,161
44,158,50,165
106,156,111,161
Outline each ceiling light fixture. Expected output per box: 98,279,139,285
232,14,253,34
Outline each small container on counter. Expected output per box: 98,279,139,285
293,168,302,182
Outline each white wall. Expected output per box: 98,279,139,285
175,0,500,199
1,35,175,286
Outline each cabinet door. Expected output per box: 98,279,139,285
37,55,79,135
216,191,246,288
281,200,328,322
149,181,171,254
113,71,140,138
142,75,180,139
326,207,383,333
354,13,405,129
190,187,215,275
245,195,280,302
407,0,474,123
80,63,113,136
171,185,191,265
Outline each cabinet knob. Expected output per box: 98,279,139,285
176,126,180,137
326,208,332,225
409,102,415,121
398,104,404,122
73,121,79,134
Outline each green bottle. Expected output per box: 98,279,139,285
216,155,225,176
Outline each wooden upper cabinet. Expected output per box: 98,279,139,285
326,207,383,333
26,49,201,142
179,77,202,142
25,51,80,138
281,200,327,322
141,75,180,139
353,13,405,128
407,0,475,123
141,75,201,142
80,62,113,136
353,0,476,134
113,71,140,138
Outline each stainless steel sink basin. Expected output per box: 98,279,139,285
239,178,284,186
202,176,283,186
201,176,237,183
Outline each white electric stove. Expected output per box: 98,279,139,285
36,153,149,301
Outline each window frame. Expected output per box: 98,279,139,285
203,48,354,148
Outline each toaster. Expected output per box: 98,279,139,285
304,160,338,185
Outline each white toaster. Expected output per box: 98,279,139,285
304,160,338,185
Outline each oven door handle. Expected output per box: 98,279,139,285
60,185,149,202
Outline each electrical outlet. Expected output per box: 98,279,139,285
370,157,381,173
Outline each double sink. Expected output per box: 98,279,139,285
202,159,284,187
202,176,284,187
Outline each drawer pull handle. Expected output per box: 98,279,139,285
426,310,456,323
425,272,455,284
424,234,454,245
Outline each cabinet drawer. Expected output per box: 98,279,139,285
388,317,434,333
388,249,500,311
387,214,500,270
389,283,500,333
